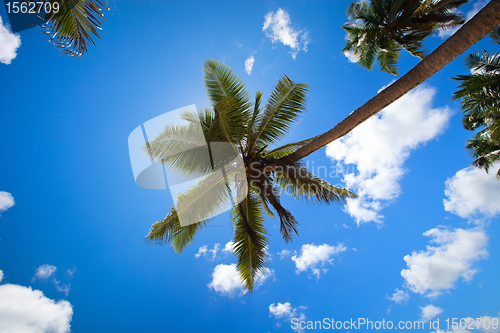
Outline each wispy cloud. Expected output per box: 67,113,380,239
0,17,21,65
269,302,307,332
0,269,73,333
343,50,359,63
34,264,57,281
33,265,72,295
389,288,410,304
263,8,309,59
291,243,346,279
326,86,452,224
245,55,255,75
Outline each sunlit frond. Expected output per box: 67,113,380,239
203,59,251,108
252,76,308,149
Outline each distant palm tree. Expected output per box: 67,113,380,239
37,0,108,57
342,0,468,75
453,45,500,180
284,0,500,163
145,59,356,291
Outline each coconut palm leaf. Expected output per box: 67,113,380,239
273,161,357,205
203,59,251,108
263,136,319,159
145,207,208,253
39,0,108,57
342,0,468,75
231,192,269,291
251,76,308,150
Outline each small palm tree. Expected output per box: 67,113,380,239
453,45,500,180
144,59,356,291
342,0,467,75
37,0,108,57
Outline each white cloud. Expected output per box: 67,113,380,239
222,241,234,254
421,305,444,322
54,280,71,296
343,50,359,63
389,288,410,304
438,1,488,38
269,302,295,319
195,243,220,260
208,263,273,296
269,302,307,332
326,86,452,224
245,55,255,75
263,8,309,59
0,270,3,283
0,270,73,333
0,191,15,214
0,17,21,65
278,249,291,259
291,243,346,278
34,264,57,280
443,163,500,219
401,227,488,297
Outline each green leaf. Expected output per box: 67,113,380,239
231,192,269,292
39,0,108,57
145,206,207,253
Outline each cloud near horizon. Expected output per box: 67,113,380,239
326,85,452,224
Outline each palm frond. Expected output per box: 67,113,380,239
231,193,269,291
145,206,208,253
175,161,246,225
263,135,319,159
273,161,357,205
203,59,251,108
39,0,108,57
251,76,308,150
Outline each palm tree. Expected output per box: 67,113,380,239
453,46,500,180
144,59,356,291
283,0,500,164
342,0,468,75
36,0,108,57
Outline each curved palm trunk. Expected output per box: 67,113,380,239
283,0,500,163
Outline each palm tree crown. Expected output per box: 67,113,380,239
144,59,356,291
453,37,500,180
342,0,468,75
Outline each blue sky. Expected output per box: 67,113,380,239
1,1,500,332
